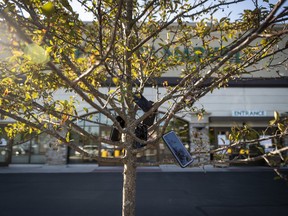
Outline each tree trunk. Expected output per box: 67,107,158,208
122,148,137,216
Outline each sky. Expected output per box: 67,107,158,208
70,0,287,22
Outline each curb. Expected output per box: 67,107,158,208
0,164,286,174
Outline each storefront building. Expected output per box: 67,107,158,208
1,23,288,166
1,78,287,166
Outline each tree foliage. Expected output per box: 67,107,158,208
0,0,288,215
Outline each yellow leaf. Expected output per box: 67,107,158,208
163,81,168,87
12,40,19,46
46,46,53,54
108,89,115,95
42,2,55,17
12,50,23,57
66,132,70,142
132,70,138,78
274,111,279,121
197,113,203,121
194,50,202,55
112,77,119,85
278,123,285,132
31,92,39,99
25,92,31,100
60,114,69,125
3,88,9,96
269,119,276,126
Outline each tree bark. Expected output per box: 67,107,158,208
122,148,137,216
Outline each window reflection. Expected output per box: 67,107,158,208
69,112,190,165
12,133,47,164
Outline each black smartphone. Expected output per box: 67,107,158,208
162,131,193,168
142,112,156,127
133,93,153,112
110,116,125,141
133,123,148,149
142,101,157,127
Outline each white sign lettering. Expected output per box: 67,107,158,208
232,110,266,117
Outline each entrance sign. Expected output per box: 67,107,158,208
232,110,266,117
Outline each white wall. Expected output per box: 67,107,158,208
52,86,287,122
195,87,288,117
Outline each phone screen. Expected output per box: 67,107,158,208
162,131,193,168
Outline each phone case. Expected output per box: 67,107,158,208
133,123,148,149
133,93,153,112
162,131,193,168
110,116,125,141
142,101,157,127
143,112,156,127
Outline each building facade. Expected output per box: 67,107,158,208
0,23,287,166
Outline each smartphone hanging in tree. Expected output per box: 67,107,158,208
162,131,194,168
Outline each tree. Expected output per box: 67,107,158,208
0,0,288,215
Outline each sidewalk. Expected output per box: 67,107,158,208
0,163,281,173
0,164,99,173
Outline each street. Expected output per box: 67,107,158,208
0,171,287,216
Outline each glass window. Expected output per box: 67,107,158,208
69,125,101,164
69,112,190,165
11,134,30,164
30,133,49,163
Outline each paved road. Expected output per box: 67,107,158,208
0,171,287,216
